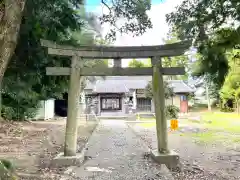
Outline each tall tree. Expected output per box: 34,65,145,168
162,31,190,80
0,0,153,102
220,49,240,111
145,81,174,99
166,0,240,89
0,0,26,83
1,0,107,120
145,80,180,119
100,0,152,41
1,0,155,120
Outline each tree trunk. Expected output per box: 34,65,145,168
206,84,211,112
237,100,239,114
0,0,26,117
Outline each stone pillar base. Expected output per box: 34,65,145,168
151,149,180,169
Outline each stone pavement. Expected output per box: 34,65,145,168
65,120,173,180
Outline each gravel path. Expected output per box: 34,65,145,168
128,124,240,180
68,120,173,180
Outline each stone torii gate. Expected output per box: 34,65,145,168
41,39,190,168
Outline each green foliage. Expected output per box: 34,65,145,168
145,81,174,99
100,0,152,41
0,159,17,180
128,59,150,68
189,103,208,110
165,105,179,119
220,106,234,112
190,30,231,88
158,30,190,80
2,0,107,120
0,159,15,172
166,0,240,41
144,80,179,119
220,49,240,109
166,0,240,90
187,93,195,101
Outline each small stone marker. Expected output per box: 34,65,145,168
170,119,178,131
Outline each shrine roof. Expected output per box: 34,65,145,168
85,76,195,94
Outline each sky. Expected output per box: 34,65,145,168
86,0,167,8
85,0,184,67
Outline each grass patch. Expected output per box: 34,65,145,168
200,112,240,133
136,112,155,121
203,112,240,119
138,118,155,121
232,138,240,143
183,130,240,145
137,122,156,128
183,112,240,133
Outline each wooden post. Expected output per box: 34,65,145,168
151,57,168,154
64,56,82,156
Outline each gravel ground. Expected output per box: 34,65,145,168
67,120,173,180
128,124,240,180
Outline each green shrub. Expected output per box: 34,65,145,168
165,105,180,119
220,107,234,112
0,159,17,180
1,97,40,121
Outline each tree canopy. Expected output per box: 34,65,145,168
128,59,151,67
0,0,155,120
166,0,240,42
100,0,152,40
0,0,153,82
220,49,240,105
2,0,107,120
166,0,240,89
161,31,190,80
145,81,174,99
144,81,179,119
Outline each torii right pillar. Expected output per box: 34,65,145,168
150,56,179,169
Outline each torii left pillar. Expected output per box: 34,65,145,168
64,56,82,156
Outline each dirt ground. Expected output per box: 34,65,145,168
169,131,240,180
0,118,97,179
128,123,240,180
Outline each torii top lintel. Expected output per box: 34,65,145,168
40,39,191,59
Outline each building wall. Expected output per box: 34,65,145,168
83,88,188,115
100,97,126,116
130,89,137,110
165,97,173,106
151,95,182,113
32,99,55,120
136,98,152,112
173,96,181,109
134,89,183,112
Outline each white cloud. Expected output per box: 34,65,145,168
114,0,183,47
87,0,184,67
